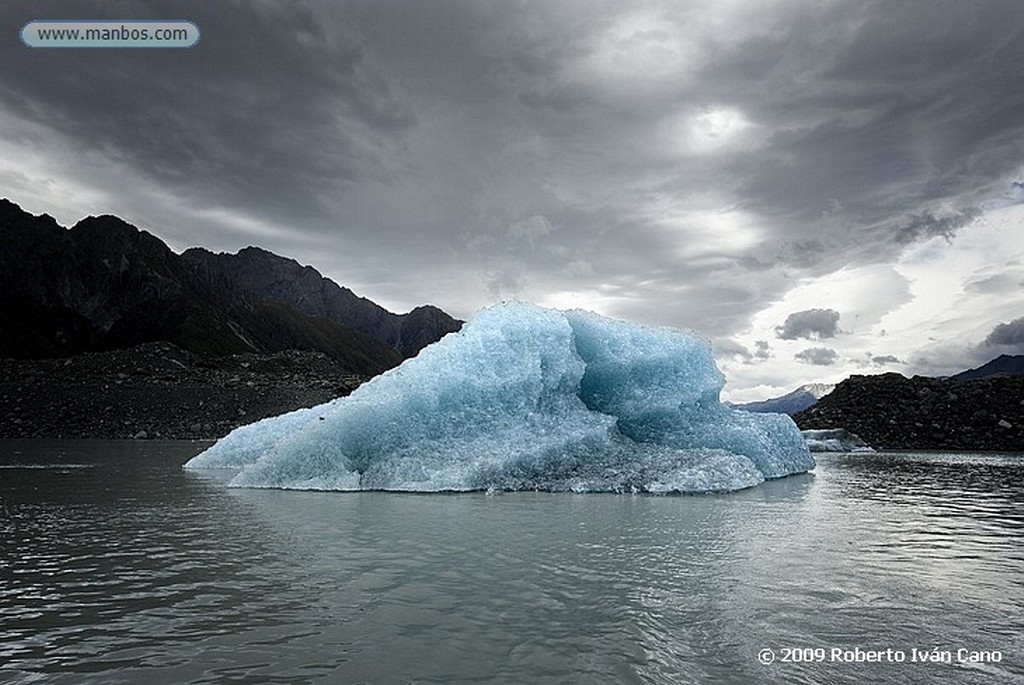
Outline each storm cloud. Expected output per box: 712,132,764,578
984,317,1024,350
775,309,841,341
2,1,1022,399
795,348,839,366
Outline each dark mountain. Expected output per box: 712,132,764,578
0,198,458,375
952,354,1024,380
181,246,461,358
731,383,835,415
794,372,1024,451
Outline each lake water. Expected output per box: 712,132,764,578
1,440,1022,684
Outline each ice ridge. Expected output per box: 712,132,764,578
184,303,814,492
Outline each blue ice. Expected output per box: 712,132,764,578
184,303,813,492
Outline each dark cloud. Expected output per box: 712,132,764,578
0,1,417,225
714,339,752,362
795,347,838,366
983,317,1024,349
713,338,774,366
518,83,594,113
727,0,1024,265
893,209,981,245
776,309,841,340
0,0,1021,375
871,354,901,366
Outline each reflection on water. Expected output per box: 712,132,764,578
1,440,1022,684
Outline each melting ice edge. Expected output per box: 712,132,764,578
185,303,814,493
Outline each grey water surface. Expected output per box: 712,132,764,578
1,439,1022,684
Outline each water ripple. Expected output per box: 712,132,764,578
1,442,1022,684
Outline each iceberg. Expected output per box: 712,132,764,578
801,428,875,453
185,303,813,492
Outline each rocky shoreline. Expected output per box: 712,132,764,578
794,372,1024,451
0,342,365,440
4,345,1024,451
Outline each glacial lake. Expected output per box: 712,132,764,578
1,440,1022,684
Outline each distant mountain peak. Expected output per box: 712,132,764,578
732,382,836,415
805,382,837,399
952,354,1024,380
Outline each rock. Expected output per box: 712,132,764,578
0,341,365,439
794,373,1024,451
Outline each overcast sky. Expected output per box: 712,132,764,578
2,1,1023,401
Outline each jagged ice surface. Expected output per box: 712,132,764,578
185,303,813,492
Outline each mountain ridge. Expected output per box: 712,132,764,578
951,354,1024,380
0,198,460,376
180,245,461,358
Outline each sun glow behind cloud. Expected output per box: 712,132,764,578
682,107,756,154
664,208,763,257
